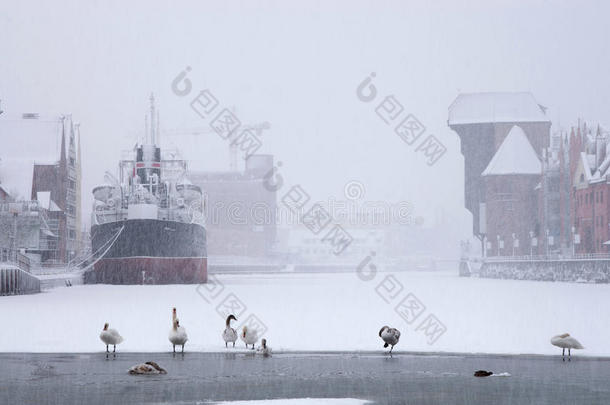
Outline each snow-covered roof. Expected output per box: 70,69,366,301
0,114,71,199
448,92,550,125
482,125,541,176
573,152,593,187
581,152,593,181
595,153,610,178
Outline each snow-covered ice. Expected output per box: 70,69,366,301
212,400,371,405
1,271,608,356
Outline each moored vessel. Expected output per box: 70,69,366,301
85,96,207,284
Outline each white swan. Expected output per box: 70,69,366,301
222,314,238,348
100,323,124,355
379,325,401,353
169,308,188,353
257,338,272,357
241,325,258,350
551,333,584,361
128,361,167,375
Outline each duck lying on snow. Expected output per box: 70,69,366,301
474,370,511,377
128,361,167,375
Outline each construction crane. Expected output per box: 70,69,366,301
229,122,271,170
161,121,271,171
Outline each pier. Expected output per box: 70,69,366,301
0,248,40,295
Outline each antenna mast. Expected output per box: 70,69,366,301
149,93,156,145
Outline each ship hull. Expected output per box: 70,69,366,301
86,219,207,284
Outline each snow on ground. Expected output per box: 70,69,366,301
1,271,609,356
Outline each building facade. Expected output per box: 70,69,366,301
189,154,277,257
448,92,551,253
571,123,610,254
481,125,541,256
0,113,82,264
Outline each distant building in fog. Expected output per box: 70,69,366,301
480,126,541,256
448,92,551,256
570,122,610,254
449,91,610,257
189,154,277,257
0,185,9,201
0,113,82,263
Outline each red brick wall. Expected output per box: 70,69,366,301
484,174,540,256
573,183,610,253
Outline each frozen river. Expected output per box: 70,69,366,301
1,352,609,405
3,272,610,356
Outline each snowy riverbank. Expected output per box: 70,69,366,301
1,271,608,356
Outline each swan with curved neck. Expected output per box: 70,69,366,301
100,323,124,356
551,333,584,361
222,314,238,348
379,325,401,354
241,325,259,350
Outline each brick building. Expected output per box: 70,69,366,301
448,92,551,255
481,125,541,256
0,113,82,263
570,123,610,253
450,92,610,257
0,185,9,201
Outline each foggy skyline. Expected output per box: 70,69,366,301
1,0,609,238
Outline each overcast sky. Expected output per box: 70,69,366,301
1,0,609,237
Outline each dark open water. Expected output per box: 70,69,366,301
1,352,609,405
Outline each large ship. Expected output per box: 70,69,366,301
85,96,207,284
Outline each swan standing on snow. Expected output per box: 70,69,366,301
241,325,259,349
100,323,124,355
222,314,238,348
551,333,584,361
257,338,272,357
128,361,167,375
379,325,401,354
169,308,188,353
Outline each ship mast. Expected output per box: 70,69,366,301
149,93,156,145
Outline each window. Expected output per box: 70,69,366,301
69,157,75,167
68,179,76,190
